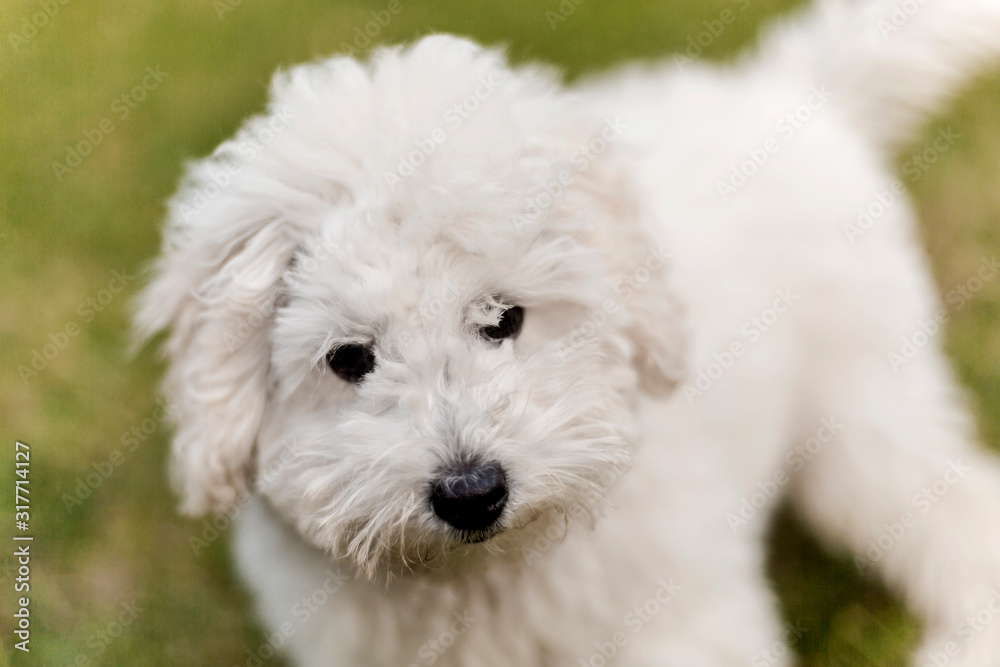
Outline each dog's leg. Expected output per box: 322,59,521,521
233,500,372,667
597,401,793,667
788,349,1000,666
617,572,795,667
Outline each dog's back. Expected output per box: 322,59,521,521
572,2,1000,664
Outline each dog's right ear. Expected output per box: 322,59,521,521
135,193,304,516
133,50,376,516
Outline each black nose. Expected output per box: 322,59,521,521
430,460,508,535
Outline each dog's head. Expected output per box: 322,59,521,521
136,36,685,578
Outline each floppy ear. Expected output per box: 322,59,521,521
134,50,368,515
572,157,689,394
135,200,302,516
133,78,325,515
624,269,688,393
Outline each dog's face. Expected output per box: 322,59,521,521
260,197,643,576
137,35,685,578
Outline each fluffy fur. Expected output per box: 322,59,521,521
136,1,1000,664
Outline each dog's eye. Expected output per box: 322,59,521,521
326,344,376,383
480,306,524,342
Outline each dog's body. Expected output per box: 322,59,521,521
138,1,1000,665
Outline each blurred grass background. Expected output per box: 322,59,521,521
1,0,998,664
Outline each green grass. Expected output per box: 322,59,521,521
1,0,999,664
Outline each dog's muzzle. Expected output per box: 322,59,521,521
430,459,508,539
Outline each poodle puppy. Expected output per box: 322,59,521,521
136,0,1000,664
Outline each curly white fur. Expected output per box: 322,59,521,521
136,0,1000,664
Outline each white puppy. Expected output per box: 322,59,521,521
136,0,1000,665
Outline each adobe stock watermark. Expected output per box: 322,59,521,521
673,0,753,69
751,620,809,667
178,107,297,223
876,0,929,39
69,599,144,665
394,278,464,351
716,85,834,202
221,290,280,354
383,71,507,189
578,579,682,667
855,460,970,574
844,126,959,243
52,66,169,181
213,0,242,19
188,437,300,556
726,416,845,533
519,457,633,566
7,0,72,53
681,287,798,403
213,229,344,354
405,611,478,667
408,278,462,329
218,0,405,44
512,117,628,234
61,397,175,513
545,0,586,30
17,268,134,383
237,567,350,667
554,243,671,359
208,229,337,354
923,589,1000,667
338,0,404,55
887,256,999,372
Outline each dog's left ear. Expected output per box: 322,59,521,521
619,261,688,394
572,163,688,393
